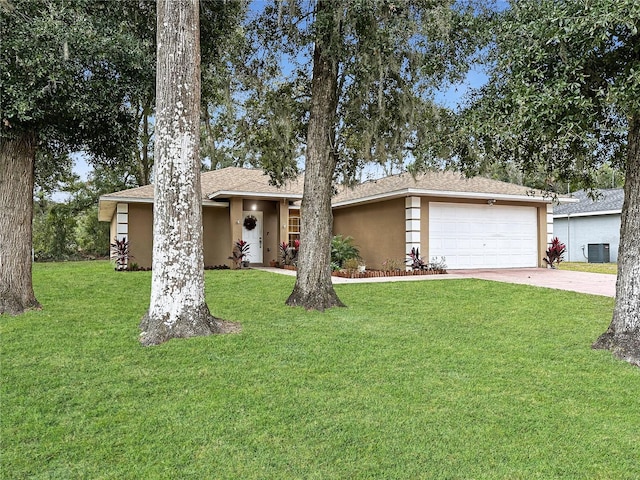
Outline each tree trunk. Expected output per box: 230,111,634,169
593,115,640,367
0,133,40,315
286,1,345,311
138,96,153,186
140,0,219,345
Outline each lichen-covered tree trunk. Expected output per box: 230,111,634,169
593,115,640,367
139,0,218,345
286,1,345,311
0,133,40,315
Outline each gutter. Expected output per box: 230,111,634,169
331,188,576,208
553,209,622,219
208,190,303,200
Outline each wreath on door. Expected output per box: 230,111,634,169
243,215,257,231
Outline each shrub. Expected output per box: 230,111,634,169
110,237,131,271
428,256,447,273
407,249,447,272
229,239,250,269
331,235,360,268
342,258,361,276
382,258,404,271
279,240,300,266
406,247,427,270
544,237,566,268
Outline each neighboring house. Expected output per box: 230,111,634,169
98,167,566,270
553,189,623,263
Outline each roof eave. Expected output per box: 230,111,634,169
208,190,304,200
556,197,580,204
553,209,622,219
98,196,154,222
97,195,228,222
332,188,558,208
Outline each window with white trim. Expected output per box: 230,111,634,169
288,214,300,245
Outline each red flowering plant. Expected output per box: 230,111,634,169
543,237,566,268
228,239,250,269
279,240,300,266
110,237,132,271
406,247,427,270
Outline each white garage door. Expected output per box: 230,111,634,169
429,202,538,269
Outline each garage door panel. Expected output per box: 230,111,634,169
429,202,538,269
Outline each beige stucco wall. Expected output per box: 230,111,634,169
333,198,405,270
203,206,232,267
114,195,550,270
537,205,548,268
128,203,153,268
109,214,117,247
334,195,550,270
112,198,285,269
121,202,232,269
420,197,429,257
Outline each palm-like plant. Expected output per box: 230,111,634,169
229,239,250,268
331,235,360,268
543,237,566,268
110,237,131,271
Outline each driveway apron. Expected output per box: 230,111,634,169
451,268,616,298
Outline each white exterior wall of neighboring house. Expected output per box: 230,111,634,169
553,213,621,262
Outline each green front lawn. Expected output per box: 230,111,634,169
559,262,618,275
2,262,638,479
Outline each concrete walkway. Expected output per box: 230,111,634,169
255,266,616,298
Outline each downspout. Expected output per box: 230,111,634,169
567,213,570,262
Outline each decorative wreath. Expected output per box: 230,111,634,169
243,215,257,231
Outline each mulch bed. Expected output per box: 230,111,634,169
274,265,447,279
331,269,447,279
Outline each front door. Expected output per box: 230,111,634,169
242,211,263,264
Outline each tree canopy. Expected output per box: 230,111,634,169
228,0,484,310
207,0,483,187
459,0,639,188
1,0,146,164
459,0,640,366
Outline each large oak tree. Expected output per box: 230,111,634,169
242,0,480,310
139,0,240,346
1,0,143,314
461,0,640,367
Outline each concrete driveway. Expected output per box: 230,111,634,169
257,266,617,297
451,268,616,298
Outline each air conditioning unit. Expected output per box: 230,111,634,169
588,243,610,263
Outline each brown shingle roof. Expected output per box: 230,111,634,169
100,183,155,200
98,167,304,221
203,167,304,198
99,167,555,222
100,167,304,201
333,170,549,206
